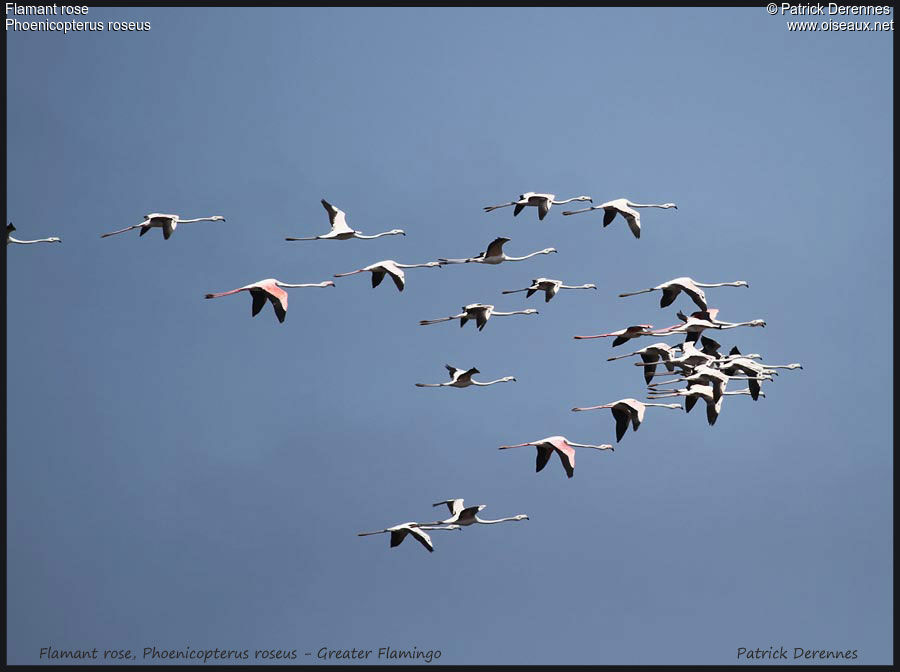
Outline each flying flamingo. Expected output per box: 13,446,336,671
571,398,682,442
333,259,441,292
419,303,538,331
204,278,334,323
619,276,749,311
647,386,764,426
607,342,679,385
427,499,529,527
562,198,677,239
100,213,225,240
415,365,516,388
574,324,655,347
483,192,592,220
357,522,461,553
438,237,556,265
501,277,597,303
499,436,613,479
285,199,405,241
6,223,60,245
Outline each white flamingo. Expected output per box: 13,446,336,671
571,398,682,442
357,522,461,553
619,276,749,311
204,278,334,323
427,499,529,527
562,198,677,238
606,342,679,385
499,436,613,479
573,324,655,347
6,223,61,245
647,386,763,426
438,237,556,265
100,213,225,240
415,365,516,388
333,259,441,292
483,192,592,220
285,199,405,241
501,277,597,303
419,303,538,331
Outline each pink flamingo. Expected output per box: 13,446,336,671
333,259,441,292
562,198,677,239
100,213,225,240
6,223,61,245
571,398,682,442
285,199,405,241
483,192,592,220
499,436,613,479
426,499,529,527
574,324,654,347
204,278,334,323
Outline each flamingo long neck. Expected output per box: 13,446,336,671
505,250,551,261
493,310,532,316
626,202,672,209
552,197,583,205
177,216,218,223
474,377,513,386
9,237,58,244
476,516,525,524
568,442,609,450
396,262,435,269
644,403,681,408
696,281,745,288
560,284,595,290
356,230,400,239
276,282,328,288
573,405,610,411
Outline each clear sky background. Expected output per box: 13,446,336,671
6,7,892,666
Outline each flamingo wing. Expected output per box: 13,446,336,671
475,311,488,331
250,290,267,317
388,269,405,292
612,407,630,442
371,271,386,288
266,285,289,323
535,444,554,473
659,286,681,308
554,444,576,478
602,208,618,227
162,217,176,240
485,237,508,258
685,396,698,413
513,203,525,217
622,211,641,238
639,353,659,385
537,200,550,220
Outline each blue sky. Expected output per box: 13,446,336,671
6,7,892,666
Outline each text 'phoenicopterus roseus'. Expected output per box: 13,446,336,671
415,365,516,388
499,436,613,479
100,213,225,240
357,522,461,553
6,223,60,245
501,277,597,303
285,199,405,241
333,260,441,292
427,499,529,527
483,192,592,220
438,237,556,265
619,276,749,311
204,278,334,323
572,398,682,442
419,303,538,331
562,198,676,238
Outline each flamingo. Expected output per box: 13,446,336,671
357,522,461,553
499,436,613,479
438,237,556,265
619,276,749,311
647,386,764,426
204,278,334,323
419,303,538,331
427,499,529,527
6,223,61,245
416,365,516,388
501,277,597,303
652,310,766,342
333,259,441,292
562,198,677,239
571,398,682,442
573,324,655,347
606,342,679,385
100,213,225,240
483,192,592,220
285,199,405,241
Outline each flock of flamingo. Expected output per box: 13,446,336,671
8,191,801,554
